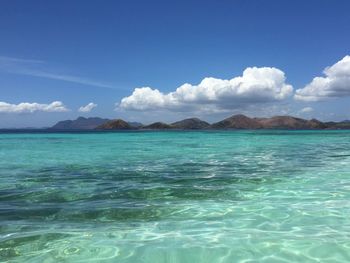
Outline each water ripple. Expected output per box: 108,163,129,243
1,131,350,262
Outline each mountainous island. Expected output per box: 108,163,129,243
51,117,110,130
49,115,350,130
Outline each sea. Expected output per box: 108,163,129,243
1,130,350,262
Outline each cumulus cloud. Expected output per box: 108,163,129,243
78,102,97,112
300,107,314,113
118,67,293,112
0,101,68,113
295,55,350,101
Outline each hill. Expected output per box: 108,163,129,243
95,119,133,130
143,122,173,129
171,118,210,129
211,114,262,129
212,114,326,129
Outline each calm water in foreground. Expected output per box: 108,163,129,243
1,130,350,262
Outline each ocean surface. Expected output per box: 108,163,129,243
1,130,350,262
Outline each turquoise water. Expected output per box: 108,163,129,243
1,131,350,262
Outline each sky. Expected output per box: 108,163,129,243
1,0,350,128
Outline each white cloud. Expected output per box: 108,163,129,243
0,101,68,113
300,107,314,113
78,102,97,112
295,55,350,101
118,67,293,112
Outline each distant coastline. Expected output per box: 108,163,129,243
2,114,350,131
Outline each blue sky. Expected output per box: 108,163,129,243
1,0,350,127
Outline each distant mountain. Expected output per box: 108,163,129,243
325,121,350,129
48,114,350,131
211,114,326,129
51,117,110,130
171,118,210,129
128,122,143,128
255,116,327,129
143,122,173,129
305,119,328,129
97,118,210,130
95,119,133,130
211,114,262,129
51,117,143,130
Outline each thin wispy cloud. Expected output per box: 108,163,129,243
0,56,44,64
0,56,115,89
15,69,114,89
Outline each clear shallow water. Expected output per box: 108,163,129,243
1,130,350,263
